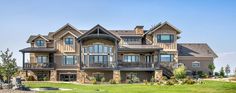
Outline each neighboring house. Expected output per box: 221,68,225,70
19,21,217,82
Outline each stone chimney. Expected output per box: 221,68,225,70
135,26,144,34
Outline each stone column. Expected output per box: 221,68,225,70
50,70,57,81
113,70,121,83
77,70,86,84
154,70,162,81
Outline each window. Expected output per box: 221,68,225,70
126,73,137,80
192,61,200,68
65,37,73,45
87,44,112,53
124,55,139,62
157,34,174,43
89,55,108,63
160,54,174,62
84,47,88,53
84,55,88,64
36,56,47,63
35,40,45,47
63,56,77,65
145,55,152,63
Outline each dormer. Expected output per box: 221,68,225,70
27,34,49,47
144,22,181,51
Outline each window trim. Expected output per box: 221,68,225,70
64,37,74,45
36,55,48,63
192,61,200,68
157,34,174,43
160,54,174,62
123,54,140,62
35,40,45,47
63,55,77,65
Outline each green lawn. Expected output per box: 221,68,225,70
24,81,236,93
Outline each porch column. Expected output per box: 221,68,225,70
157,49,161,69
115,40,118,68
77,70,86,84
50,70,57,81
154,70,162,81
79,40,82,70
22,52,25,69
113,70,121,83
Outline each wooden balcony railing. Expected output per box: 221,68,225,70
82,61,115,68
117,62,154,68
23,62,54,70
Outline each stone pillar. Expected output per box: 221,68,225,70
154,70,162,81
50,70,57,81
113,70,121,83
77,70,86,84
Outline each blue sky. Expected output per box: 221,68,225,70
0,0,235,73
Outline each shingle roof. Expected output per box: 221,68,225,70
19,47,57,53
27,35,49,43
177,43,218,58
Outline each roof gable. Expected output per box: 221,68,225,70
27,34,49,43
145,21,181,35
78,24,121,41
59,31,78,38
50,23,83,37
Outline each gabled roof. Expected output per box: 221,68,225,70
145,21,181,35
27,34,49,43
19,47,56,53
178,43,218,58
50,23,83,37
78,24,121,41
59,31,78,38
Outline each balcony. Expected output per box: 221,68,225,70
117,62,156,71
81,61,115,70
23,62,54,70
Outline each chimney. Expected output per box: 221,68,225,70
135,26,144,34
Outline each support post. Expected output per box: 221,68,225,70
22,52,25,69
50,70,57,81
113,70,121,83
154,70,162,81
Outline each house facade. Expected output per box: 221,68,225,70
19,22,217,82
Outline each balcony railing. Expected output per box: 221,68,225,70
82,61,115,68
23,62,54,70
117,62,154,68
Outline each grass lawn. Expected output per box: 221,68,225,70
23,81,236,93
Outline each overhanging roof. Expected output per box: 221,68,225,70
19,47,57,53
118,45,162,52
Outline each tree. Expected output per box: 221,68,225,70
0,49,18,84
208,64,215,76
174,65,186,79
225,64,230,77
220,67,225,77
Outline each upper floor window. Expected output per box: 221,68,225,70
88,44,112,53
65,37,73,45
35,40,45,47
36,56,47,63
63,55,77,65
157,34,174,43
145,55,152,63
124,55,139,62
192,61,200,68
160,54,174,62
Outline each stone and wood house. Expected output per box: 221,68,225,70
19,21,217,83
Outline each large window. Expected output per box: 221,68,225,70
89,55,108,63
157,34,174,43
124,55,139,62
63,56,77,65
36,56,47,63
88,44,112,53
65,37,73,45
35,40,45,47
160,54,174,62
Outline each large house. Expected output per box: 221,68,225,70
19,22,217,83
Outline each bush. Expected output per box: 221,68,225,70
101,77,105,83
166,80,175,85
150,76,155,85
183,77,196,85
90,77,97,84
214,72,219,76
126,79,133,84
43,77,49,81
109,79,116,84
174,65,186,79
132,76,140,83
143,80,148,85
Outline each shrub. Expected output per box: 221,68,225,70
214,72,219,76
26,76,35,81
220,67,225,77
166,80,175,85
150,76,155,85
43,77,49,81
174,65,186,79
101,77,105,83
183,77,196,85
90,77,97,84
109,79,116,84
126,79,133,84
143,80,148,85
132,76,140,83
202,73,208,78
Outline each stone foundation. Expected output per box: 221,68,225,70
154,70,162,81
113,70,121,83
50,70,57,81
